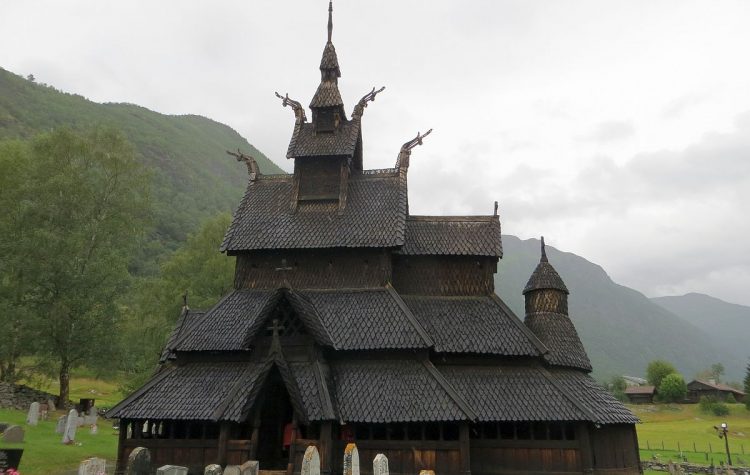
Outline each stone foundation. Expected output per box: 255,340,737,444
0,382,60,410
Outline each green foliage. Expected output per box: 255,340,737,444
609,376,628,402
0,67,283,275
699,395,731,416
0,127,151,401
725,393,737,404
745,359,750,411
658,373,687,403
648,360,677,388
117,213,234,392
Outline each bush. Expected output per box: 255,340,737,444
658,373,687,403
726,393,737,404
711,403,730,416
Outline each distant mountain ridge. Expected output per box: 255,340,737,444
0,67,283,272
495,236,745,381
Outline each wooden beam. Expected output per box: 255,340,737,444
577,422,594,472
218,422,231,466
320,421,333,475
116,419,128,474
459,422,471,475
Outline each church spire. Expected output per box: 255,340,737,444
327,0,333,43
540,236,548,263
310,1,345,123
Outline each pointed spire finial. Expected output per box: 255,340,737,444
540,236,548,263
327,1,333,43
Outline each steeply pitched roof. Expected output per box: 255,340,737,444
172,290,277,351
403,295,544,356
298,287,432,350
310,77,344,109
551,369,639,424
523,237,568,294
107,362,264,422
159,309,205,363
333,358,474,422
439,365,588,422
290,361,337,421
400,216,502,257
524,312,592,372
286,120,359,158
221,170,407,252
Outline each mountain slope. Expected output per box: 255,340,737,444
652,293,750,380
0,67,283,272
495,236,740,381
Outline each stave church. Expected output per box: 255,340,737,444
109,4,641,474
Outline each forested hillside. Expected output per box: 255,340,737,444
495,236,742,381
0,67,282,273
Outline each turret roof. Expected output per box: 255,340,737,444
523,237,569,294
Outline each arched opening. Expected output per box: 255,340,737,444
255,366,295,470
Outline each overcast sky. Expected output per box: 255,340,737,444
2,1,750,305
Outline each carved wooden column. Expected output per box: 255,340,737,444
459,422,472,475
320,421,333,475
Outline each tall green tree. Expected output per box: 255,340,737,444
744,359,750,411
5,128,150,404
118,213,233,391
647,359,677,388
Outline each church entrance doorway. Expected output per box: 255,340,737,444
255,367,295,470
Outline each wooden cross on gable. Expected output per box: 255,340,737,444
267,318,284,352
275,258,294,286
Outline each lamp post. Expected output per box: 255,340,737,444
713,422,732,466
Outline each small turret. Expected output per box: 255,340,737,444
523,237,592,372
310,1,346,133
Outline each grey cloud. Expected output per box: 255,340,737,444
580,120,635,143
661,92,708,119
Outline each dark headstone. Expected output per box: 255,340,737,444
0,449,24,471
126,447,151,475
1,425,24,443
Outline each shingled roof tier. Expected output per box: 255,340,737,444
400,216,502,257
286,120,359,158
221,171,407,252
551,369,639,424
524,312,592,372
297,287,432,350
333,358,474,423
523,238,569,294
159,309,205,363
402,295,544,356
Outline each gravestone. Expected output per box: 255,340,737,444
84,406,98,426
62,409,78,444
56,415,67,434
26,402,40,426
373,454,389,475
78,457,107,475
343,443,360,475
126,447,151,475
48,398,57,412
239,460,259,475
301,445,321,475
223,466,241,475
90,424,98,435
2,425,24,443
419,471,435,475
204,464,223,475
39,403,49,420
0,449,24,471
156,465,188,475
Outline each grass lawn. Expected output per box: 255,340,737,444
0,408,119,475
632,403,750,467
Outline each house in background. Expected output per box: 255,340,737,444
687,380,746,403
624,386,656,404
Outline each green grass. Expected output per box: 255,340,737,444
632,403,750,467
0,408,119,475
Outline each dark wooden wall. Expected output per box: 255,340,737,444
392,256,496,296
234,249,391,289
525,289,568,315
590,424,641,474
296,157,343,200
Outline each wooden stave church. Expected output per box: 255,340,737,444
109,4,641,475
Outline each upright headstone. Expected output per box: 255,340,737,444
78,457,107,475
1,425,24,443
126,447,151,475
56,415,67,434
26,402,40,426
418,471,435,475
156,465,188,475
373,454,389,475
239,460,259,475
39,403,49,420
343,443,360,475
48,398,57,412
84,406,99,426
301,445,321,475
62,409,78,444
223,466,241,475
204,464,223,475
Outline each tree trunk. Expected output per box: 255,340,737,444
59,358,71,409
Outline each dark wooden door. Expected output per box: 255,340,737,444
256,368,294,470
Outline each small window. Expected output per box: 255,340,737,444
204,423,220,440
532,422,547,440
355,424,370,440
549,422,564,440
188,422,203,439
443,423,459,441
407,423,422,440
470,424,482,440
389,424,406,440
372,424,387,440
499,422,515,440
425,423,441,440
481,422,498,439
564,423,577,440
516,422,531,440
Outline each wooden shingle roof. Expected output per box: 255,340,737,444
523,238,569,294
400,216,502,257
286,120,359,158
221,170,407,252
524,312,592,372
403,295,544,356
